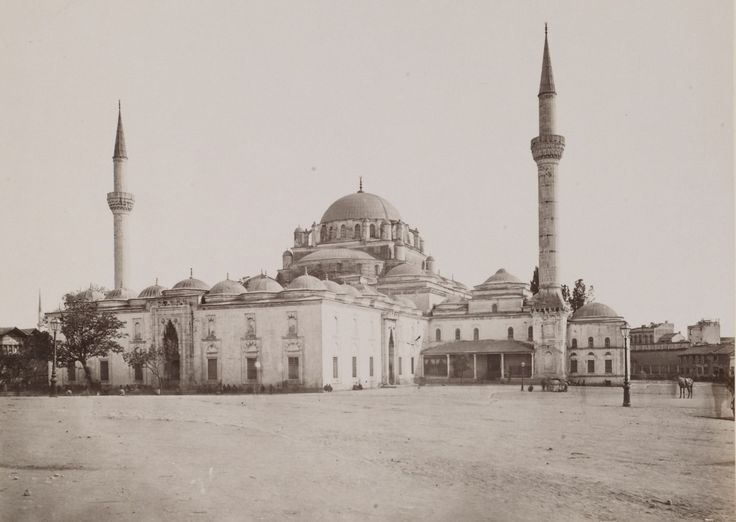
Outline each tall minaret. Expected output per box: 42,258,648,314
107,102,135,291
531,24,565,309
530,26,568,379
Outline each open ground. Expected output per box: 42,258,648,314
1,383,733,522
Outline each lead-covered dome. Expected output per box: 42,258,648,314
571,302,621,320
299,248,377,263
245,275,283,293
483,268,522,284
288,274,327,291
208,279,246,297
321,191,401,223
385,263,424,277
172,276,210,291
138,283,167,298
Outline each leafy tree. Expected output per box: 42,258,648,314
564,279,595,312
122,344,166,389
530,266,539,295
57,288,126,391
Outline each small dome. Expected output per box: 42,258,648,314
385,263,424,277
299,248,377,263
571,302,621,320
321,191,401,223
209,279,246,296
138,283,167,298
341,284,362,297
172,276,210,291
483,268,522,284
282,250,293,258
288,274,327,291
104,288,136,300
322,279,346,294
246,275,284,293
426,255,435,261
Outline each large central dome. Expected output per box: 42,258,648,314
321,191,401,223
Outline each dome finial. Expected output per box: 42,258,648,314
545,22,547,36
155,277,158,285
190,267,193,278
226,272,230,280
304,267,309,276
358,176,363,193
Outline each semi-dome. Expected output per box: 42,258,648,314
138,283,167,298
299,248,377,263
571,302,621,320
209,279,246,296
483,268,522,284
246,275,283,293
288,274,327,291
104,287,136,300
385,263,424,277
172,276,210,291
321,191,401,223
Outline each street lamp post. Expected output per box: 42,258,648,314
521,361,526,391
49,318,60,398
620,322,631,407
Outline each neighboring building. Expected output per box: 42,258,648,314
688,319,721,345
47,29,629,390
678,342,734,379
631,322,676,347
0,327,46,389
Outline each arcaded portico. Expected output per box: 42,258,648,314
421,340,533,383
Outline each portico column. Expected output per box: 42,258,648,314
530,353,534,377
473,354,477,381
446,354,451,378
500,353,505,379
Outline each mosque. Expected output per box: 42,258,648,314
51,29,628,391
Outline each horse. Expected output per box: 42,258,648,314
677,376,693,399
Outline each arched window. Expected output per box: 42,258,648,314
330,227,336,240
492,304,498,313
588,337,594,348
587,352,595,373
321,225,328,242
572,338,578,349
455,328,461,341
528,326,533,341
569,353,578,373
370,224,377,238
374,265,380,275
134,321,141,340
435,329,441,342
507,327,514,340
604,337,610,348
340,224,347,239
473,328,479,341
649,335,653,344
354,224,361,238
336,263,343,273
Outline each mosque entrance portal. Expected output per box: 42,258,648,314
163,321,180,386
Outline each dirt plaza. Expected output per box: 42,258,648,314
1,383,733,522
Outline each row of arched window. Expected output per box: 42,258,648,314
321,223,382,241
434,326,533,342
571,337,611,349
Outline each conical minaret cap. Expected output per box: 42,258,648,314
113,101,127,159
539,25,556,96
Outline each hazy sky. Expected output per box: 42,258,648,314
1,1,733,335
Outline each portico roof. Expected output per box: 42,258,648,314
422,339,534,355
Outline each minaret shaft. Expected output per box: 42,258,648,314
531,30,564,305
108,104,134,290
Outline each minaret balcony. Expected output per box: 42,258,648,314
531,135,565,162
107,192,135,212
